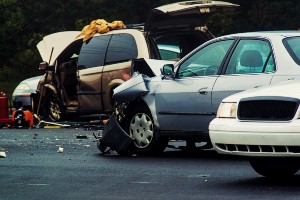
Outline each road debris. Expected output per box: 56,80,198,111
76,135,88,139
34,114,71,128
57,147,64,153
0,151,7,158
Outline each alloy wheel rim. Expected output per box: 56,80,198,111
49,98,61,121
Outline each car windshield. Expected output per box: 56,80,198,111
283,36,300,65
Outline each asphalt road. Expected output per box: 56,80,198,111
1,128,300,200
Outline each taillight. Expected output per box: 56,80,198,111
39,62,48,70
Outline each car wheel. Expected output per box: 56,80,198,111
249,158,299,178
125,106,167,155
43,92,63,121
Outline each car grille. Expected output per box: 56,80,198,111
216,143,300,154
238,97,299,121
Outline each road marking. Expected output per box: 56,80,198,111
131,182,158,184
27,184,50,186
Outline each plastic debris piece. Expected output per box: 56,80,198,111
0,151,7,158
76,135,88,139
57,147,64,153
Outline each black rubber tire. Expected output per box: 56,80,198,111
125,105,167,155
249,158,299,178
43,92,63,122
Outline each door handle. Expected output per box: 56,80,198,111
198,87,208,95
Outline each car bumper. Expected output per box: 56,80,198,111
209,118,300,157
13,95,32,108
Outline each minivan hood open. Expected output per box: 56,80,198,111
145,0,239,32
37,31,81,65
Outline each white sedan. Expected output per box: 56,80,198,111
209,79,300,178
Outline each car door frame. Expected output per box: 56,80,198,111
77,34,112,113
213,37,277,113
155,38,237,134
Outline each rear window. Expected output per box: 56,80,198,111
105,34,138,64
283,37,300,65
77,35,111,68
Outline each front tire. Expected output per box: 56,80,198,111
125,106,167,155
249,158,299,178
43,92,63,121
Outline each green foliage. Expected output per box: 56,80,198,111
1,0,300,96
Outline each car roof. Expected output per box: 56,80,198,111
219,31,300,39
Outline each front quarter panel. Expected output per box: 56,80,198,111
113,74,149,102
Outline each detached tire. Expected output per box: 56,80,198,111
125,106,167,155
43,92,63,121
249,158,299,178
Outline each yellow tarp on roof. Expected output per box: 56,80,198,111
76,19,126,42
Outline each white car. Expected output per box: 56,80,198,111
12,76,43,111
209,79,300,178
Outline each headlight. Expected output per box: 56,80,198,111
216,102,237,118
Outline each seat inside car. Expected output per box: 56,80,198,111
238,50,263,73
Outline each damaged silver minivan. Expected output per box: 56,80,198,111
35,1,238,121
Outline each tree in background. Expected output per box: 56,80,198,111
1,0,300,95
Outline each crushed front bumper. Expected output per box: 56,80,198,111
98,114,133,155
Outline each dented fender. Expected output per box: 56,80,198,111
113,58,175,102
113,74,149,102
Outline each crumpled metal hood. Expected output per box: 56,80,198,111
36,31,81,65
113,58,176,102
131,58,176,77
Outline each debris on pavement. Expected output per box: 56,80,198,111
36,120,71,128
57,147,64,153
83,119,105,131
76,135,88,139
0,151,7,158
34,114,71,129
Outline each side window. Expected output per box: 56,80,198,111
156,36,181,61
225,39,275,74
56,39,83,65
155,33,205,61
105,34,138,64
177,40,234,78
77,35,111,68
158,44,180,61
283,36,300,65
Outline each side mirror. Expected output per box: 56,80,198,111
38,61,49,70
161,64,175,78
